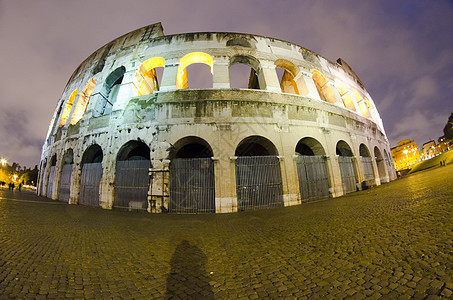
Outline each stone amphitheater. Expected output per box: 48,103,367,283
38,22,396,213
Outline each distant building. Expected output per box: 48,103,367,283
437,136,452,153
391,139,421,171
420,140,437,160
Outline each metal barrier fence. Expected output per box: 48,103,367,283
338,156,357,194
46,166,55,198
79,162,103,206
58,164,72,202
235,156,283,211
169,158,215,213
114,160,150,210
361,157,375,181
296,155,330,202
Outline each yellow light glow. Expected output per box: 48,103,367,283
334,79,348,96
70,78,97,125
177,52,213,89
341,93,357,111
0,158,7,167
59,89,78,127
134,57,166,96
311,69,328,87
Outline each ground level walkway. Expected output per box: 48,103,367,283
0,164,452,299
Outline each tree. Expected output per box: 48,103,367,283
444,113,453,140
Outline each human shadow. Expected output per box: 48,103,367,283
165,240,214,299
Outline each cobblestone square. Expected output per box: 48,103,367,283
1,164,452,299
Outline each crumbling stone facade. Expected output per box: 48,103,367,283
38,22,396,213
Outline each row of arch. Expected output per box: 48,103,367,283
40,135,393,212
49,52,378,135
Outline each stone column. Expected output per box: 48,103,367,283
148,159,170,213
159,59,180,92
258,61,281,93
69,163,81,205
302,72,323,100
98,158,115,209
281,155,299,206
51,156,63,200
371,157,381,186
212,155,236,213
328,155,345,197
212,57,230,89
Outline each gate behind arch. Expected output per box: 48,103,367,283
169,158,215,213
114,160,150,210
59,164,72,202
296,155,329,202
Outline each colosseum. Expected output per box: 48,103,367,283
38,22,396,213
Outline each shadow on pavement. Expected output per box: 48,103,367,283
165,240,214,299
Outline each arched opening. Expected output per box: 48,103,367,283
234,136,283,211
336,140,357,194
46,154,57,199
353,89,371,118
134,57,165,96
169,137,215,213
97,66,126,115
384,149,393,176
295,137,329,201
359,143,375,184
59,89,78,127
226,37,254,48
274,59,309,96
114,141,151,211
334,79,357,111
229,55,261,89
71,78,97,125
79,144,103,206
176,52,213,89
59,149,74,202
374,147,388,183
311,69,337,104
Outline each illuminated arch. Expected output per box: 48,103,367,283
353,89,370,118
310,69,337,104
134,57,165,96
274,59,309,96
70,78,97,125
176,52,213,89
334,79,356,111
59,89,78,127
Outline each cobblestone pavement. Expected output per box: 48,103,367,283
1,165,452,299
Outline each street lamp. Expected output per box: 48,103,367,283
0,158,6,167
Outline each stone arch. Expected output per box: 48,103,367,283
235,135,279,156
295,137,326,156
226,37,255,48
334,79,357,111
71,78,97,125
116,140,151,161
98,66,126,115
176,52,213,89
374,146,388,183
229,55,262,89
135,57,165,95
81,144,103,165
171,136,214,159
59,89,78,127
336,140,354,156
114,140,151,210
62,149,74,165
311,69,337,104
79,144,103,207
295,137,330,201
274,59,309,96
39,158,47,196
359,143,371,157
336,140,357,194
353,89,371,118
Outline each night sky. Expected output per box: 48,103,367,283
1,0,452,167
